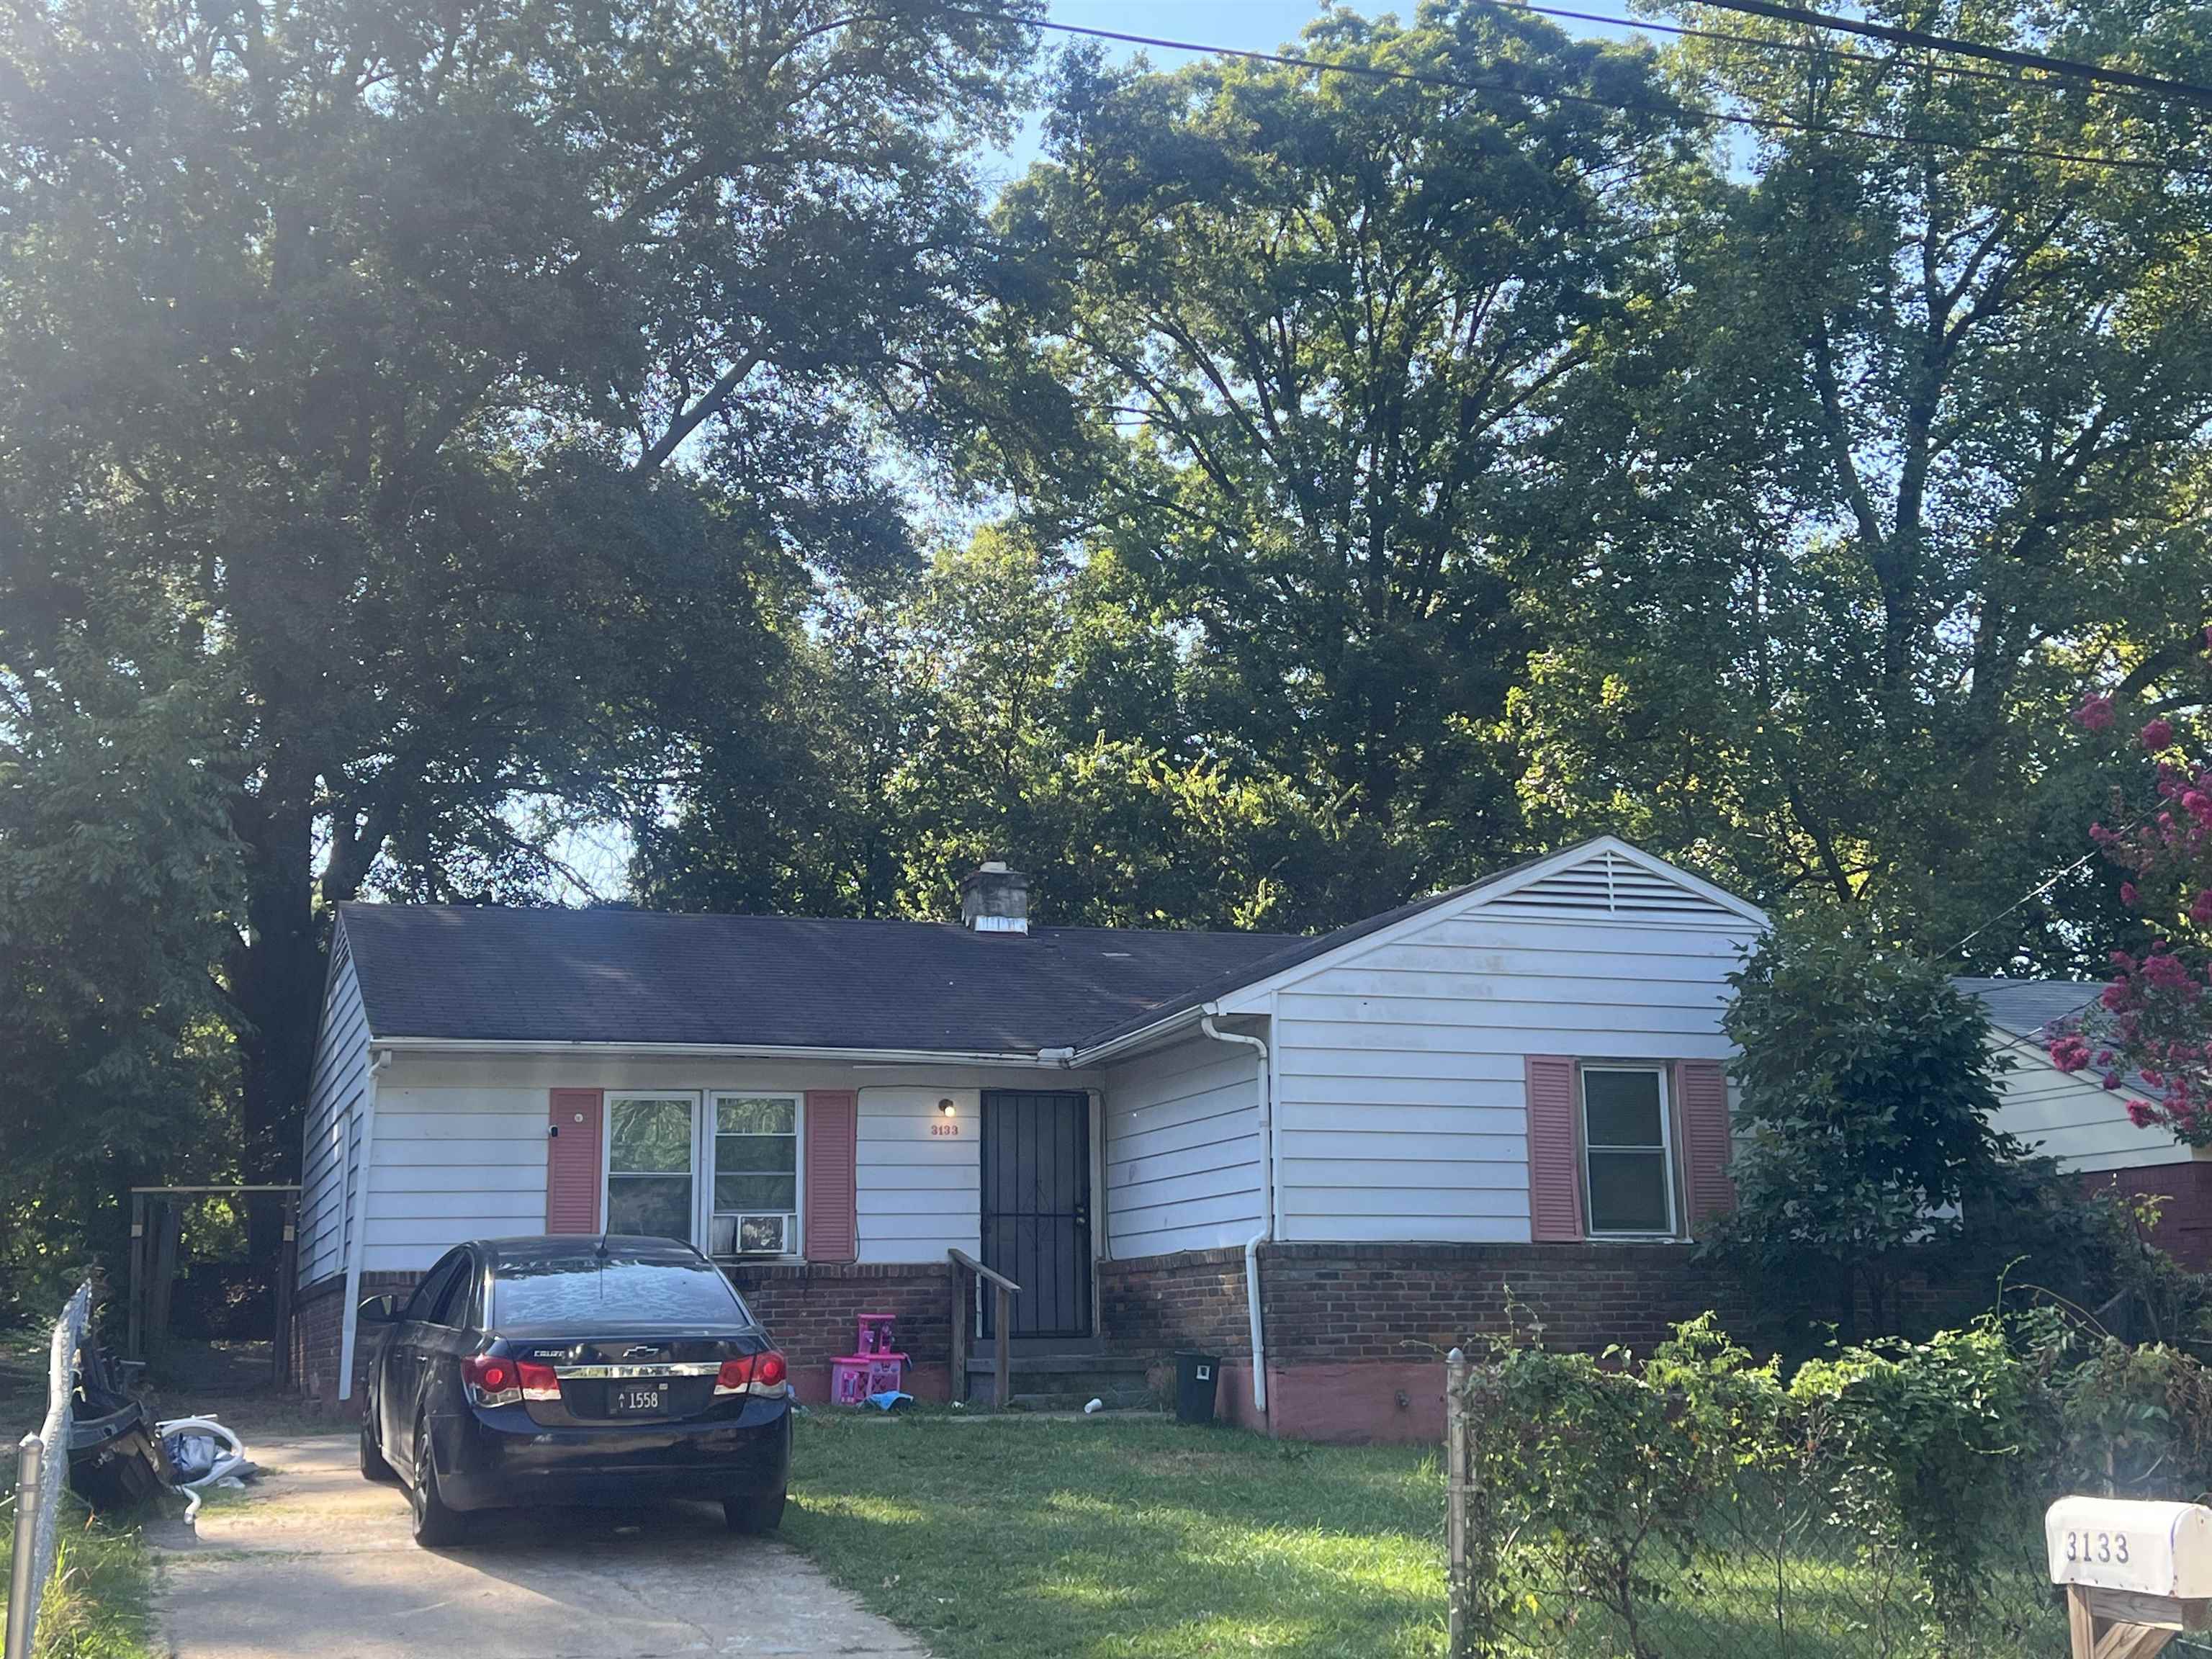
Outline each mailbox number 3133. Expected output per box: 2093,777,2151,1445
2064,1531,2131,1565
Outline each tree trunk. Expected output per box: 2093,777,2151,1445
228,789,326,1190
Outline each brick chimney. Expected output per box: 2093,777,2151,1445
960,861,1030,934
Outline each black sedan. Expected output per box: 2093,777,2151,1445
357,1234,791,1547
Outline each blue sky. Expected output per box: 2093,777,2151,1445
979,0,1655,183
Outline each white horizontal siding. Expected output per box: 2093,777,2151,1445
1271,903,1758,1246
856,1087,979,1263
1987,1041,2191,1172
298,938,368,1287
359,1084,549,1272
1102,1035,1262,1258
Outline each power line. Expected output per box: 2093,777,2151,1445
1943,807,2154,961
956,8,2212,179
1509,0,2193,115
1676,0,2212,111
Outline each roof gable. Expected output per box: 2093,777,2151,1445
1466,840,1768,927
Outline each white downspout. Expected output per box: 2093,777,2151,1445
1201,1011,1273,1419
336,1048,391,1403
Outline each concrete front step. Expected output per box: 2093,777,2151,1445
964,1351,1154,1411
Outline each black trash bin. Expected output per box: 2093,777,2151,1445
1173,1352,1220,1425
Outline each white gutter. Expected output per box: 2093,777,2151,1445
374,1036,1067,1069
1200,1010,1273,1419
336,1048,392,1403
1063,1004,1213,1069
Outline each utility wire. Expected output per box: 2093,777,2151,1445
958,9,2212,179
1675,0,2212,110
1943,807,2155,961
1510,0,2193,115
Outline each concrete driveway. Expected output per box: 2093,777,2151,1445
154,1434,927,1658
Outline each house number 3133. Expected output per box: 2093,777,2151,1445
2064,1531,2131,1565
930,1122,961,1137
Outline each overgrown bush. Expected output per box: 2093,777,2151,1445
1452,1308,2212,1659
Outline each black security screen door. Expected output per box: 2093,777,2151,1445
980,1091,1092,1339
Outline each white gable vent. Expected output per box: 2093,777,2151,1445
1485,849,1737,918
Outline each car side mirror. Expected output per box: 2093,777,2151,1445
359,1293,400,1324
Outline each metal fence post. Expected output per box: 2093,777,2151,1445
4,1434,45,1659
1446,1346,1468,1658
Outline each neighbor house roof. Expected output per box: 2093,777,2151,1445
1951,976,2103,1041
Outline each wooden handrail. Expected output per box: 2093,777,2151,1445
947,1247,1020,1297
948,1249,1021,1408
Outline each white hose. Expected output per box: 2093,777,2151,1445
155,1415,250,1524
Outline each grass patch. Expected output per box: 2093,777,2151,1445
783,1412,1447,1658
0,1484,158,1659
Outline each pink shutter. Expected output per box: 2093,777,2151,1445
1677,1060,1736,1233
803,1089,858,1262
1525,1056,1584,1244
547,1089,604,1233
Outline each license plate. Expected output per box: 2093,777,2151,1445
609,1385,665,1416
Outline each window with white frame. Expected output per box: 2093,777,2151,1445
606,1094,697,1240
709,1094,800,1256
1580,1066,1676,1236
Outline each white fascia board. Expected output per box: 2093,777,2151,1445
1064,1004,1213,1069
370,1037,1067,1068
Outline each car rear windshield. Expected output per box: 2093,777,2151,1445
490,1251,750,1328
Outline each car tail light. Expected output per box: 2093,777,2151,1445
517,1360,562,1403
462,1353,521,1407
715,1349,789,1398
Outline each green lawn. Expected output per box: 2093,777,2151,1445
784,1411,1449,1658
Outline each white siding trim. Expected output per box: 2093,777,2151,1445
1102,1035,1264,1258
1986,1032,2185,1173
1267,902,1756,1246
1215,836,1764,1015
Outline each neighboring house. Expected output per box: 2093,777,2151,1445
1959,977,2212,1267
295,835,1767,1442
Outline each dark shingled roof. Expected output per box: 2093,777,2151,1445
339,903,1308,1055
340,837,1746,1056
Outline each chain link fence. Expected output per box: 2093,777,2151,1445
4,1281,93,1659
1442,1326,2079,1659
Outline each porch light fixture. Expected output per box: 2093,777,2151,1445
938,1098,957,1118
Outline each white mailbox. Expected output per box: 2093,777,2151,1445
2046,1498,2212,1599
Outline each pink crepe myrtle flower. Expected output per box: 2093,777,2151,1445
2143,717,2177,750
2121,882,2140,909
2127,1099,2156,1126
2194,890,2212,927
2049,1035,2092,1072
2074,693,2116,730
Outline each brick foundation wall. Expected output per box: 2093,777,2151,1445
1257,1241,1758,1364
294,1269,420,1403
721,1260,955,1403
1099,1247,1252,1359
1095,1239,1758,1444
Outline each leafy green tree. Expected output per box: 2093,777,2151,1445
1712,919,2036,1343
0,0,1036,1175
0,647,241,1313
966,6,1692,901
639,527,1372,929
1509,0,2212,965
